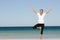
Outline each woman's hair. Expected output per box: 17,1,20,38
40,9,43,12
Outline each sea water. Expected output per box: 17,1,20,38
0,26,60,39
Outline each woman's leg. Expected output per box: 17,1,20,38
40,24,44,40
40,27,43,40
33,24,40,29
40,34,43,40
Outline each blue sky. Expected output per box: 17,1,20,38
0,0,60,26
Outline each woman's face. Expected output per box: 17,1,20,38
40,9,43,15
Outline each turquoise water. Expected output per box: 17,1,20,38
0,26,60,39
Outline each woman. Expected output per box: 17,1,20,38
32,7,51,40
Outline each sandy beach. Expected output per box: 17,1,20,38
0,39,60,40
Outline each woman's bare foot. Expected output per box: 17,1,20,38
40,34,42,40
37,27,42,30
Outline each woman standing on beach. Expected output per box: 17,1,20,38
32,7,51,40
